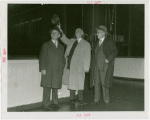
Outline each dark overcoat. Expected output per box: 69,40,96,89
39,40,65,88
90,37,118,88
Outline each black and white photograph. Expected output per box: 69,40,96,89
1,0,149,119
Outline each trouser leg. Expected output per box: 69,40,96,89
94,82,101,102
52,88,58,104
78,90,83,101
43,87,51,107
102,85,110,103
100,63,109,103
70,90,75,100
94,67,101,102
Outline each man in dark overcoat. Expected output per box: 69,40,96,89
39,26,65,110
90,25,118,106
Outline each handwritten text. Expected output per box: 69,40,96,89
87,1,101,4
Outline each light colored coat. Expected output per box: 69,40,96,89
60,35,91,90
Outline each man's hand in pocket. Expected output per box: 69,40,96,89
41,70,46,75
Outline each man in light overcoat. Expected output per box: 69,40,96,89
90,25,118,106
58,25,91,106
39,26,65,110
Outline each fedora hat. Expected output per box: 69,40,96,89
96,25,109,34
51,14,60,25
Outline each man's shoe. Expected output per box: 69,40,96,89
52,104,61,109
42,106,51,111
105,102,110,106
90,101,100,106
79,100,84,106
78,100,88,108
67,100,75,105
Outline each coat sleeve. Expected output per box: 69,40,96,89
39,43,47,72
60,34,70,45
107,40,118,62
84,42,91,72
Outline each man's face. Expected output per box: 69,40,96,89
97,30,105,40
75,29,83,38
51,30,60,40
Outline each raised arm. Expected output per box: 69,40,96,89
57,24,70,45
60,34,70,45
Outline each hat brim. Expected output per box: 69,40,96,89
96,28,109,34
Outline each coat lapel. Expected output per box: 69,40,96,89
103,37,107,47
56,42,62,52
49,40,57,49
77,38,84,48
94,40,99,52
95,37,107,52
50,40,62,53
68,39,79,55
47,40,57,56
103,37,109,52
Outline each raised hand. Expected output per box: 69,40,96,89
57,23,63,34
57,23,61,29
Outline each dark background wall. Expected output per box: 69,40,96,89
8,4,144,58
66,4,83,38
116,5,129,56
129,5,144,57
8,4,67,56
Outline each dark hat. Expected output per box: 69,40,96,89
96,25,109,34
51,14,60,25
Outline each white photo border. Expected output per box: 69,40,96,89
0,0,149,119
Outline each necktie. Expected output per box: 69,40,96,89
55,41,57,48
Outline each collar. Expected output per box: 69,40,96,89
77,38,82,43
100,37,105,42
52,39,58,43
